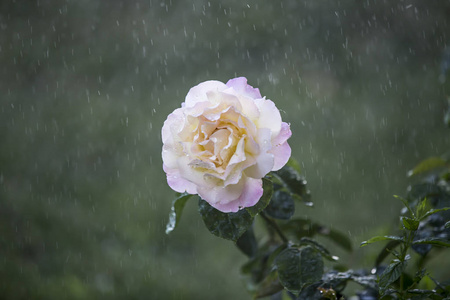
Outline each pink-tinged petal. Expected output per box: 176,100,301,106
161,107,184,144
269,122,292,171
164,165,198,194
211,178,263,213
206,90,242,112
272,122,292,146
245,128,274,178
270,141,291,171
226,77,262,99
222,87,260,121
162,144,182,169
254,98,282,138
197,178,245,205
185,80,228,108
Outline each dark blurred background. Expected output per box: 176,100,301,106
1,0,449,299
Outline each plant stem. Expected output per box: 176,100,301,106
260,212,289,243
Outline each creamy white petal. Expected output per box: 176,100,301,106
254,98,282,138
185,80,228,108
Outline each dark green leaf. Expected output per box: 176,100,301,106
407,157,448,177
419,207,450,221
274,164,312,206
241,243,286,287
351,275,378,290
412,238,450,248
275,246,324,295
246,177,273,217
375,240,403,267
402,217,420,231
264,190,295,220
280,218,352,252
165,193,196,234
198,199,254,242
236,226,257,257
298,237,339,262
409,269,427,290
378,259,406,291
360,235,405,247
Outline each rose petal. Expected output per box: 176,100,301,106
161,107,184,144
226,77,262,99
245,128,274,178
269,122,292,171
164,165,198,194
197,177,245,204
185,81,228,108
254,98,282,138
211,177,263,213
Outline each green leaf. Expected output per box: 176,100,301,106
445,221,450,229
378,259,406,291
275,246,324,295
264,190,295,220
402,217,420,231
375,240,403,267
165,193,196,234
416,198,430,220
360,235,405,247
246,177,273,217
412,238,450,248
395,195,415,218
419,207,450,222
236,226,257,257
280,218,353,252
298,237,339,262
273,164,312,206
198,199,254,242
408,157,448,177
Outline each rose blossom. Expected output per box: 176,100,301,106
162,77,291,213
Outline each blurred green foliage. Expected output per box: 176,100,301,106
1,0,450,299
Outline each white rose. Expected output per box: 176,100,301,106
162,77,291,212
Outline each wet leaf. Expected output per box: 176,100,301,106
378,259,406,291
375,240,403,266
412,238,450,248
273,163,312,206
360,235,405,247
198,199,254,242
246,177,273,217
419,207,450,221
236,226,257,257
274,246,323,295
165,193,196,234
408,157,448,177
298,237,339,262
264,190,295,220
280,218,352,252
402,217,419,231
